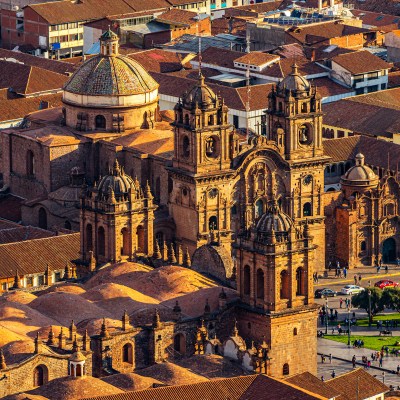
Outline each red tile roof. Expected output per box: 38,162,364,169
155,9,200,26
224,0,282,17
351,9,400,28
234,52,279,66
211,17,247,36
331,50,391,74
128,49,185,73
0,225,54,244
0,233,80,279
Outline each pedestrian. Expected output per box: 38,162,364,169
352,355,356,368
329,353,332,364
335,309,338,320
367,360,371,369
368,280,371,287
377,265,380,274
385,265,388,274
358,274,362,284
321,376,324,382
328,261,332,272
316,273,319,283
379,357,383,368
335,268,338,278
331,370,336,378
321,354,325,363
354,274,357,285
340,298,343,308
343,267,347,278
397,365,400,375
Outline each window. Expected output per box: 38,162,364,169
256,269,264,299
38,208,47,230
2,282,7,291
360,241,366,251
122,343,133,364
293,328,298,336
367,85,378,93
86,224,93,252
98,227,105,256
243,265,250,296
33,365,48,387
233,115,239,128
26,276,33,287
95,115,106,129
355,88,364,95
26,150,35,176
38,275,44,286
283,363,289,375
303,202,312,217
209,216,218,230
54,272,61,282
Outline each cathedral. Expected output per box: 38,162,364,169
0,30,399,387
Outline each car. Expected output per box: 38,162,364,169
374,280,399,290
315,288,337,298
340,285,364,295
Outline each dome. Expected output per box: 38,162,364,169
69,350,86,362
182,74,217,109
277,63,310,95
256,201,292,234
63,29,158,97
97,160,139,196
341,153,379,187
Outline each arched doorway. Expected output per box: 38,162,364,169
122,343,133,364
173,333,186,355
382,238,396,263
38,207,47,230
136,225,144,253
95,115,106,129
33,365,48,387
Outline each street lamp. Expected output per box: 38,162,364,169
347,306,351,347
325,296,329,335
368,290,372,328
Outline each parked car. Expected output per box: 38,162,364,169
374,280,399,290
340,285,364,295
315,288,337,298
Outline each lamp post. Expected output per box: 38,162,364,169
368,289,372,328
325,296,329,335
347,305,351,347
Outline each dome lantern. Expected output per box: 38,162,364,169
100,28,119,57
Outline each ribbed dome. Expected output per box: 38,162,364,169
63,55,158,96
256,201,292,234
277,63,310,95
341,153,379,187
97,160,139,196
183,74,217,109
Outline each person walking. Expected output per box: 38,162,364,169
379,357,383,368
329,353,332,364
339,298,343,308
385,265,389,274
352,355,356,368
331,370,336,378
358,274,362,284
343,267,347,278
354,275,357,285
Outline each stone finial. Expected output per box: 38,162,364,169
232,319,238,337
153,241,162,260
58,327,66,349
72,335,79,353
12,268,21,289
88,251,96,272
183,247,191,268
100,318,110,339
162,241,168,261
108,186,116,204
145,181,153,200
34,332,41,354
177,245,183,265
153,309,161,329
168,243,177,264
122,309,130,331
69,320,77,340
47,326,55,346
82,329,90,351
64,263,71,280
0,348,6,370
269,226,276,245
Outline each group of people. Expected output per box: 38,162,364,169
328,261,349,279
353,339,364,348
339,297,351,309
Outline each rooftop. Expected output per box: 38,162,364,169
331,50,391,74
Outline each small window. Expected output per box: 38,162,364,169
293,327,298,336
283,363,289,375
303,202,312,217
360,241,366,251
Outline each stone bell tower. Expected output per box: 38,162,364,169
80,159,156,265
266,64,330,270
169,73,236,255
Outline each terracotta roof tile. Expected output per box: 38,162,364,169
224,1,282,17
351,9,400,28
331,50,391,74
128,49,185,73
0,233,80,279
0,226,54,244
155,9,200,26
211,17,247,36
234,52,279,66
327,368,389,400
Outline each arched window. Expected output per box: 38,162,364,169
301,103,307,113
98,226,105,256
339,163,345,175
64,220,72,230
38,207,47,230
174,333,186,354
95,115,106,129
386,203,395,216
26,150,35,176
256,269,264,299
296,267,305,296
243,265,251,296
86,224,93,252
303,202,312,217
331,164,336,174
136,225,144,253
360,240,366,251
280,270,289,299
255,199,264,218
33,365,48,387
122,343,133,364
283,363,289,376
209,216,218,231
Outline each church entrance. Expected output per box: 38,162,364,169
382,237,396,263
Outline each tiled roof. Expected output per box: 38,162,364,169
0,49,75,76
199,46,244,69
234,52,280,66
331,50,391,74
0,225,54,244
155,9,199,26
303,45,354,61
0,233,80,279
322,88,400,138
273,43,306,59
285,371,341,399
211,17,247,36
64,55,158,96
285,21,370,45
0,61,67,95
82,374,328,400
0,89,63,123
312,77,352,98
327,368,389,400
322,135,400,171
351,9,400,28
128,49,185,73
224,0,282,17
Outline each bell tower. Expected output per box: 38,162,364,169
266,64,330,271
169,73,237,255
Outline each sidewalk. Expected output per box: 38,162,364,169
315,264,400,288
318,338,400,374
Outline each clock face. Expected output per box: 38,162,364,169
304,175,313,185
209,188,218,198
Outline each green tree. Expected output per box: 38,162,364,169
380,287,400,312
351,288,384,324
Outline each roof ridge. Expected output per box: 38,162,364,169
0,232,79,247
